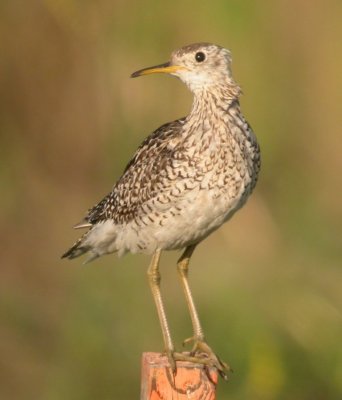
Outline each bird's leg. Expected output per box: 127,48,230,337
147,249,176,371
175,245,231,379
177,244,204,341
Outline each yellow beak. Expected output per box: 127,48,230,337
131,62,186,78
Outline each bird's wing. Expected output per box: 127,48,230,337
80,117,187,226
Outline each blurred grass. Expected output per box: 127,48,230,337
0,0,341,399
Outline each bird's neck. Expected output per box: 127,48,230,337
187,83,241,122
181,83,244,154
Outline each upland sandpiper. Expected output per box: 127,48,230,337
62,43,261,379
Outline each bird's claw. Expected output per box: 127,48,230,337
191,339,231,380
165,349,177,373
166,338,231,381
182,336,195,347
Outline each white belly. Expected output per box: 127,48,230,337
114,182,249,255
83,167,254,257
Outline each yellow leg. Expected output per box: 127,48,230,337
147,247,230,379
147,249,175,370
177,244,204,340
176,245,231,380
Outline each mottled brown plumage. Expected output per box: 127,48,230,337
62,43,260,379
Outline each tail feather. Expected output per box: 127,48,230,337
83,252,99,264
61,232,90,260
73,219,92,230
62,244,89,259
62,220,116,262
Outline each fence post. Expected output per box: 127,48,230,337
140,352,218,400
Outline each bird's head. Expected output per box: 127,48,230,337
131,43,236,93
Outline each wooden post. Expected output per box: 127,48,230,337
140,352,218,400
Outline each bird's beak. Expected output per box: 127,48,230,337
131,62,186,78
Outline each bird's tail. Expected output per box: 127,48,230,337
62,219,117,263
61,234,88,258
62,218,101,263
61,229,98,263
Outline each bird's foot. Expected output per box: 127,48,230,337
183,336,232,380
163,338,230,380
165,348,177,373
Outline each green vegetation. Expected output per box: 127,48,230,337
0,1,341,399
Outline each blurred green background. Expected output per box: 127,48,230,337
1,1,341,399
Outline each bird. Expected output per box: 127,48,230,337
62,42,260,379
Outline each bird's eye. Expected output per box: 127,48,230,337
195,52,206,62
